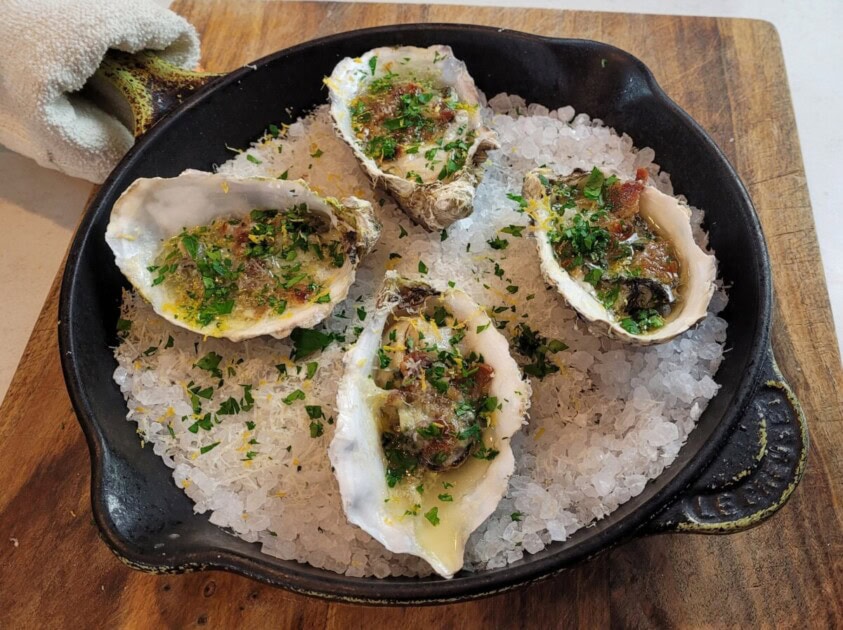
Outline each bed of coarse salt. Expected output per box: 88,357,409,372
112,94,728,578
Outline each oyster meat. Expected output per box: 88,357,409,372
105,170,380,341
327,45,499,231
523,167,716,344
329,273,531,578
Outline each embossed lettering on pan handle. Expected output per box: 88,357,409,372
83,50,224,139
644,348,808,533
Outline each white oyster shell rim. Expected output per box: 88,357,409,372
525,168,717,345
105,170,380,342
329,272,531,578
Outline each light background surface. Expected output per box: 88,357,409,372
1,0,840,402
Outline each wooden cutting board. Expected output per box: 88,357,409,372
1,1,841,627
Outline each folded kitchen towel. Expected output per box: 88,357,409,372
0,0,200,183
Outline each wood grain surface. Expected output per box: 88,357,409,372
2,2,842,627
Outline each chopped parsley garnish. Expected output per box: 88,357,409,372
217,397,241,415
418,260,428,274
290,327,339,360
305,362,319,380
199,441,221,454
513,323,568,379
511,511,523,522
309,420,324,438
500,225,526,238
506,192,528,211
472,445,500,461
399,225,408,239
246,154,262,165
424,506,440,526
305,405,324,420
488,236,509,250
438,493,453,502
195,352,223,378
282,389,305,405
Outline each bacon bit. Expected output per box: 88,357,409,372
635,168,649,183
469,362,495,397
607,179,645,219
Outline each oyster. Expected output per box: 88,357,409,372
329,273,530,578
327,45,499,231
105,170,380,341
523,167,716,345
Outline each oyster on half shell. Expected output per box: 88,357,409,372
523,167,716,345
327,45,499,231
329,273,531,578
105,170,380,341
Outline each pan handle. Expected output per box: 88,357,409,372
643,347,808,534
84,49,223,138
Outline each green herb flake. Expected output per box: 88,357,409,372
399,225,408,239
357,306,367,321
418,260,428,275
305,405,324,420
424,507,440,526
282,389,306,405
440,229,449,241
164,335,174,349
511,511,523,522
309,420,324,438
246,154,262,165
290,327,338,360
438,493,453,502
310,147,324,158
305,362,319,380
116,318,132,333
195,351,223,378
200,441,221,455
487,236,509,250
500,225,526,238
368,55,378,75
476,322,491,334
278,169,289,180
583,166,605,200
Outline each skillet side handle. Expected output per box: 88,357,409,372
83,49,223,138
643,348,808,534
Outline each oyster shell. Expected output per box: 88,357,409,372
329,272,530,578
327,45,499,231
523,167,716,345
105,170,380,341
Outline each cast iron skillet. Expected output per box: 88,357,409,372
59,24,808,605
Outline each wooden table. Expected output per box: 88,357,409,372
2,2,841,627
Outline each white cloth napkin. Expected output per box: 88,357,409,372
0,0,200,183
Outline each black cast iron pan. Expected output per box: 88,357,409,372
59,24,808,605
